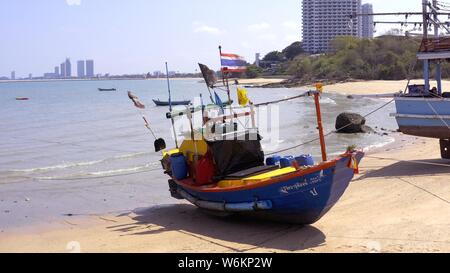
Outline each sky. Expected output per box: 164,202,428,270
0,0,426,77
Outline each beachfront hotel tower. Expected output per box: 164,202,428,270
302,0,362,53
361,3,374,38
65,58,71,78
77,60,85,78
60,63,66,78
86,60,94,77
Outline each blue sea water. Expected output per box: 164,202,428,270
0,79,398,228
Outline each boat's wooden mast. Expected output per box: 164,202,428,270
313,90,327,162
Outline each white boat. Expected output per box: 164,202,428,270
391,1,450,158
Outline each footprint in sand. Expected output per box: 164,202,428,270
366,241,382,253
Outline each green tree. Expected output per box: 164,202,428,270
245,65,262,79
286,35,421,81
263,51,284,62
282,42,305,60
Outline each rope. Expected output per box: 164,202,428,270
266,98,395,156
254,93,309,107
266,55,419,157
366,155,450,168
425,99,450,131
397,177,450,204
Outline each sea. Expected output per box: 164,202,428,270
0,79,398,228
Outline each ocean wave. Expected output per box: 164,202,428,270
9,151,153,173
112,151,150,160
10,159,105,173
320,97,337,105
362,137,396,153
35,163,161,181
87,163,159,176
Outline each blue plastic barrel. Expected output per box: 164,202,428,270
280,156,295,168
266,156,282,166
295,154,315,167
170,154,188,180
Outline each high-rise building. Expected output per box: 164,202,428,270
255,53,261,67
60,63,66,78
77,60,85,78
65,58,71,77
86,60,94,77
302,0,362,53
361,3,374,38
11,71,15,80
55,66,59,77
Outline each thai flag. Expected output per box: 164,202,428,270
221,53,247,73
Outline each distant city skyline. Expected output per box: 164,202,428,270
86,60,94,77
0,0,426,77
77,60,85,78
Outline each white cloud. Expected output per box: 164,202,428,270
258,33,277,41
285,34,299,43
66,0,81,5
194,25,222,35
282,21,299,30
247,22,270,32
241,41,251,49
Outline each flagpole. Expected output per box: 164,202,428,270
218,46,226,87
165,62,179,148
218,45,234,122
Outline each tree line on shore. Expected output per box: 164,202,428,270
247,36,450,81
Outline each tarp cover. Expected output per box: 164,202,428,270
207,133,264,180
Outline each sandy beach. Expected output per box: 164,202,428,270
1,80,449,253
238,78,287,86
322,79,450,95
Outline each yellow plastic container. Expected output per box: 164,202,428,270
218,167,297,188
162,149,181,157
179,140,208,160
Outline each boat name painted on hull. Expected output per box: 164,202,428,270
279,171,324,195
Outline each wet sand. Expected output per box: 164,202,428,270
1,81,449,253
1,135,449,253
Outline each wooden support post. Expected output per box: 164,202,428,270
313,92,327,162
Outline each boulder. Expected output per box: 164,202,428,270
336,112,373,134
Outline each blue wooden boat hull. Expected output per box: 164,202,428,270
170,152,364,225
393,97,450,139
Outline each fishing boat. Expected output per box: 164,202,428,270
98,88,117,92
389,1,450,158
153,99,233,107
160,86,364,224
153,99,191,106
15,97,29,101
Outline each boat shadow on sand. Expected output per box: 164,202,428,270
107,204,326,252
356,158,450,180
